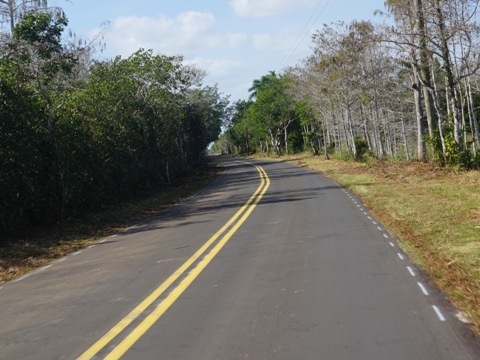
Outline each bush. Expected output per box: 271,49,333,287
355,137,372,161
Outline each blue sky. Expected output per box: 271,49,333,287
55,0,388,101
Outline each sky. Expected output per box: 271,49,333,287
53,0,388,101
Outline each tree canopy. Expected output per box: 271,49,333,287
215,0,480,169
0,9,228,234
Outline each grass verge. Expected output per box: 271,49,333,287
275,153,480,335
0,163,223,285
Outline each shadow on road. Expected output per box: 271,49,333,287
117,158,342,237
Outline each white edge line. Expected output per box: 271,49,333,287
73,251,82,256
13,274,31,282
99,239,107,243
407,266,416,277
38,265,52,272
88,245,95,249
418,282,429,296
398,253,404,260
432,305,446,321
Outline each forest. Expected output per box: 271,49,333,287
0,1,229,234
213,0,480,170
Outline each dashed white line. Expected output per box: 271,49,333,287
397,253,404,260
432,305,446,321
389,242,395,247
383,233,389,238
99,239,107,243
59,258,66,262
38,265,52,272
418,282,429,296
367,216,372,220
88,245,95,249
407,266,416,277
372,221,377,225
377,226,382,231
72,251,82,256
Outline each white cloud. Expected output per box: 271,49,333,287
85,9,314,101
183,57,253,100
187,58,245,78
227,32,248,48
252,28,312,56
96,11,247,58
229,0,317,17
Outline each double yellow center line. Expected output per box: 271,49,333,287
78,164,270,359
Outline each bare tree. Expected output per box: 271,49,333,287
0,0,66,34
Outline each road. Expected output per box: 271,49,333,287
0,157,479,359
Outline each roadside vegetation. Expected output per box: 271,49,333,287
0,2,226,281
213,0,480,169
0,164,221,284
1,2,229,237
211,0,480,336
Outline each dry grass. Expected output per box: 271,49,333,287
0,164,222,284
275,153,480,335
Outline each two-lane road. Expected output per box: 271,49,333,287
0,157,479,359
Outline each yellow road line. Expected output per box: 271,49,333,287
78,164,269,360
104,165,269,359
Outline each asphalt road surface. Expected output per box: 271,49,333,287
1,157,479,359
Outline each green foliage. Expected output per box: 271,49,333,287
355,137,371,161
12,12,67,56
424,134,445,165
215,72,311,156
425,129,480,170
0,14,228,235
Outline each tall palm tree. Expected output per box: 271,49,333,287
248,70,277,100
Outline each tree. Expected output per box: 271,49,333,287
248,70,276,100
1,35,228,233
0,0,62,34
246,73,296,156
384,0,480,163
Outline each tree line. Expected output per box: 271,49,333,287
214,0,480,169
1,1,228,234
